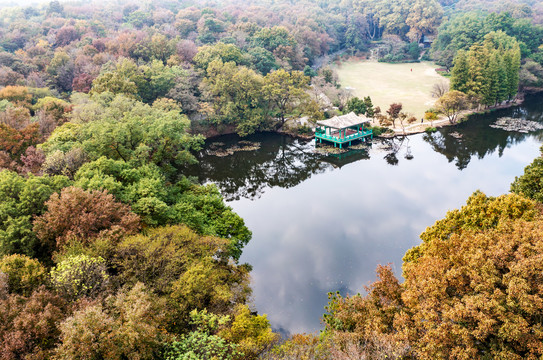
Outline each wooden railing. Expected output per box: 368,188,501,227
315,129,372,143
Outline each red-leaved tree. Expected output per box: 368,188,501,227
34,187,141,251
0,288,67,360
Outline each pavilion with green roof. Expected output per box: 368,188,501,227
315,112,373,148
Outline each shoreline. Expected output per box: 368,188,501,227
278,94,532,142
376,99,526,138
196,89,543,142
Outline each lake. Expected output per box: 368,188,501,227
188,93,543,335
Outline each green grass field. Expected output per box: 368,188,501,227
335,61,448,118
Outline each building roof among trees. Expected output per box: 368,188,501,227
316,112,371,129
421,35,436,43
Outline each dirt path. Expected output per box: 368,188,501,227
367,115,451,135
371,99,525,136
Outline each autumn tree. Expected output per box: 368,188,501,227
404,192,538,262
219,304,279,359
54,26,80,47
33,186,140,251
263,334,323,360
0,254,46,296
0,66,22,87
15,146,44,176
0,122,41,171
424,110,438,126
0,105,31,130
386,103,402,128
0,288,67,359
436,90,469,124
0,86,32,109
55,283,166,360
323,265,408,359
113,226,251,330
401,206,543,359
325,192,543,359
72,73,94,93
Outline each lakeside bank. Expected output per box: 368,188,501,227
373,89,543,138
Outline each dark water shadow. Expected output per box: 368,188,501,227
424,93,543,170
187,133,373,201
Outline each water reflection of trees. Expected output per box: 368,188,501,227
190,133,421,201
190,134,371,201
423,128,529,170
378,137,414,166
424,97,543,170
188,93,543,199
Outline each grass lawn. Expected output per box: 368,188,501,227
335,61,448,119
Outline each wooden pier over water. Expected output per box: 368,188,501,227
315,112,373,148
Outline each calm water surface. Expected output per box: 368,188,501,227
189,94,543,335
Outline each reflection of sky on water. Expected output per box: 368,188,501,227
233,133,541,335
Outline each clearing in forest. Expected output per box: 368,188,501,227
335,61,448,119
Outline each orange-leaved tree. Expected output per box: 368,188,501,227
324,192,543,359
33,186,141,252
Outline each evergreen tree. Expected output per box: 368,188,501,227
451,31,521,106
496,52,508,104
466,45,489,99
484,51,500,106
450,50,470,94
345,97,367,115
504,46,521,100
364,96,374,117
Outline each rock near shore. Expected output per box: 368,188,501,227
489,117,543,133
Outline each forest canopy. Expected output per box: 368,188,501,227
0,0,542,358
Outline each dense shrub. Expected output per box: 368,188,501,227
0,254,46,296
50,255,109,299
